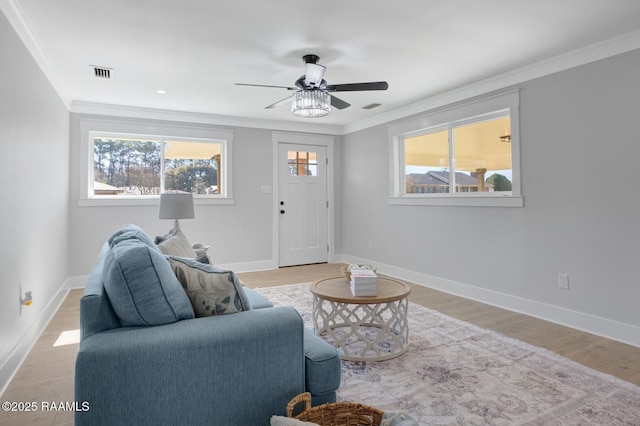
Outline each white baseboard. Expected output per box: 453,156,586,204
65,275,89,289
217,259,278,273
0,279,71,398
6,254,635,399
338,254,640,349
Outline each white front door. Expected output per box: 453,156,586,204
278,143,328,267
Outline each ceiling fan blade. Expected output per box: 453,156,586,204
265,94,294,109
235,83,298,91
325,81,389,92
330,95,351,110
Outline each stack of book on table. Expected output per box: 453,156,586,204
350,269,378,296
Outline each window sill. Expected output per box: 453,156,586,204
388,195,523,207
78,197,235,207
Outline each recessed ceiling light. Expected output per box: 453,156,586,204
156,89,166,94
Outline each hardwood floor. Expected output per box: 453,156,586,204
240,264,640,387
0,289,82,426
1,263,638,426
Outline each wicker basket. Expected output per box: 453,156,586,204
341,265,377,282
287,392,384,426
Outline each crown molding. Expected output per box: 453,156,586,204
4,0,639,137
70,101,343,135
71,29,640,136
342,28,640,135
0,0,71,109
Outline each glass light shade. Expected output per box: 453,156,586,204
291,90,330,118
304,63,326,87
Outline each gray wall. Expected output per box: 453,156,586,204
340,49,640,344
0,13,70,387
2,5,639,392
68,119,277,276
64,47,640,347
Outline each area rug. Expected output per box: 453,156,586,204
256,283,640,425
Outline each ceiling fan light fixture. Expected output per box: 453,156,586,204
304,63,326,87
291,90,330,118
236,53,388,116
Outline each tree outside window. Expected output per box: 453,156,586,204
93,136,222,196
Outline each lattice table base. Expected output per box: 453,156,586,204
313,296,409,361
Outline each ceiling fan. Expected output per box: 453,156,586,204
235,54,389,117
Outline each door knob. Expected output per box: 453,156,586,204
280,210,285,214
280,201,285,205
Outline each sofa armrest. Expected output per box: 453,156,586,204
75,306,305,426
244,286,274,309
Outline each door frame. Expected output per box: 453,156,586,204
272,131,335,267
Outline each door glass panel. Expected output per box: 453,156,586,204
288,151,318,176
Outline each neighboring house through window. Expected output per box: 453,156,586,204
388,90,522,207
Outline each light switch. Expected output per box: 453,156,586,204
261,185,272,194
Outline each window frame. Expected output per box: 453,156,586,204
78,118,234,206
388,90,523,207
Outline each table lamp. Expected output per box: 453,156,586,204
158,192,195,229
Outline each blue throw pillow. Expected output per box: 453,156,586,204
103,239,194,327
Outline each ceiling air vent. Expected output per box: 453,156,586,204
91,66,112,79
362,103,382,110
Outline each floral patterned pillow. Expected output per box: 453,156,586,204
167,256,251,317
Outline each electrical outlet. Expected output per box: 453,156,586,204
558,273,570,290
368,241,373,251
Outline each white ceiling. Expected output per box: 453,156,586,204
3,0,640,130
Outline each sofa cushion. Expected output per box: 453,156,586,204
80,243,121,341
108,223,159,250
168,256,251,317
243,286,274,310
103,239,195,327
303,328,342,398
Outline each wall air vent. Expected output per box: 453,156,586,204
91,66,112,79
362,103,382,110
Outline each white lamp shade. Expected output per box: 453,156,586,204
159,193,195,220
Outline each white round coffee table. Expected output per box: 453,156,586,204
310,276,411,361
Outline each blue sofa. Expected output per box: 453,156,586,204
74,225,341,426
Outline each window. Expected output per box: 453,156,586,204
389,91,522,207
163,140,222,194
404,115,512,194
92,135,224,197
78,117,234,206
